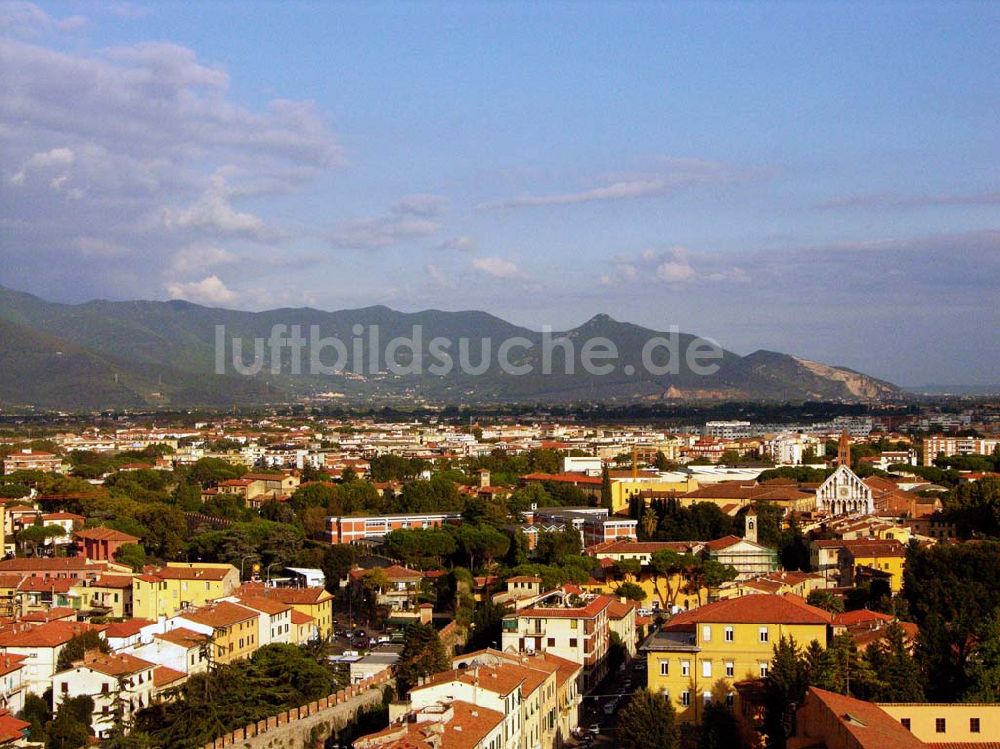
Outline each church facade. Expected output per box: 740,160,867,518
815,464,874,516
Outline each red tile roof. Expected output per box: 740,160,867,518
666,594,833,627
75,526,140,543
800,687,922,749
0,621,106,648
153,665,187,688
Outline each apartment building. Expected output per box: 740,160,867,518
173,601,260,665
501,591,613,689
131,563,239,619
326,512,461,544
923,436,1000,466
408,666,524,749
53,652,155,740
642,594,832,723
0,621,109,694
355,700,505,749
2,449,64,474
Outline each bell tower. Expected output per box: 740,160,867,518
744,508,758,545
838,430,851,469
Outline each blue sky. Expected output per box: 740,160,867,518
1,1,998,385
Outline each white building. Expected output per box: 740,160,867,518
52,652,155,740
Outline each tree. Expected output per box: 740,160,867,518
535,527,581,565
616,582,647,602
806,590,844,614
601,464,613,511
17,523,66,554
699,683,742,749
965,609,1000,701
648,550,695,609
46,695,94,749
864,622,924,702
57,630,111,671
18,692,51,744
762,636,807,749
465,600,506,653
395,623,449,696
640,508,659,540
616,688,679,749
113,543,147,572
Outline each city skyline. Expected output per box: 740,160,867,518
2,1,998,385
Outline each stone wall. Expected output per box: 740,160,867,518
200,668,393,749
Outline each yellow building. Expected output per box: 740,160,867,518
840,539,906,593
793,686,1000,749
642,594,832,723
176,601,259,664
132,563,239,619
610,476,699,514
74,575,135,618
237,583,335,638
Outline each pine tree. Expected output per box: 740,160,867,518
601,464,613,511
762,636,807,749
617,689,679,749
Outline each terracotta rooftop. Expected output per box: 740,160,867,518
0,621,107,648
155,627,209,649
153,665,187,688
104,619,156,638
799,687,922,748
78,650,155,677
665,594,833,628
179,601,257,629
75,526,140,543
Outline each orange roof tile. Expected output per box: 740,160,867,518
666,594,833,627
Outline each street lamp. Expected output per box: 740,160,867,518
266,561,280,585
240,555,256,581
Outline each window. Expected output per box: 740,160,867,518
569,638,578,648
725,661,734,678
703,691,712,705
759,627,769,643
725,693,735,707
548,638,555,647
759,663,768,678
935,718,946,733
681,661,690,677
900,718,910,731
724,627,734,642
681,691,691,706
659,661,669,676
702,661,712,678
570,619,579,629
970,717,980,733
702,625,712,642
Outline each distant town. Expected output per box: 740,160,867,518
0,399,996,748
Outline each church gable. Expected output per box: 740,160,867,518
816,465,874,516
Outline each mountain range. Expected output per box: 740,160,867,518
0,286,901,409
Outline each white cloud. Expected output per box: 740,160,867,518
814,190,1000,210
165,176,269,240
424,263,454,289
655,253,696,283
471,256,523,279
327,194,447,249
169,243,238,275
481,158,737,209
0,2,86,37
0,30,341,298
71,237,130,257
603,246,749,287
436,235,475,251
165,275,237,305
